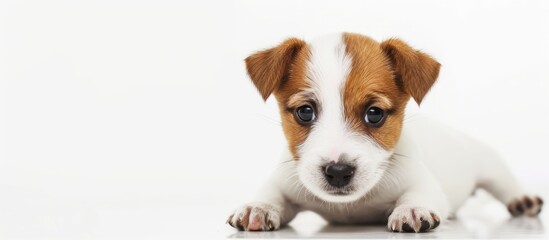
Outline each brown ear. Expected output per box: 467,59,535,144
380,39,441,105
245,38,306,101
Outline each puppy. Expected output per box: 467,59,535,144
227,33,543,233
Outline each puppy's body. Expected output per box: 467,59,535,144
228,33,542,232
260,116,515,224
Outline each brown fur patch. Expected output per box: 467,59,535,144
245,33,441,158
245,38,307,101
244,38,312,159
274,45,312,159
380,39,441,105
343,33,410,149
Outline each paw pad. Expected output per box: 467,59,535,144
388,206,441,233
227,203,281,231
507,195,543,217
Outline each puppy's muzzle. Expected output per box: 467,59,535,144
323,163,355,188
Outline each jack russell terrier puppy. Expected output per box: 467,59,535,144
227,33,543,233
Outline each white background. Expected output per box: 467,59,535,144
1,0,548,239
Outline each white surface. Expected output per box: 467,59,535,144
0,0,548,239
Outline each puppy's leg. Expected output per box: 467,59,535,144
226,171,299,231
226,201,298,231
387,162,450,233
476,150,543,217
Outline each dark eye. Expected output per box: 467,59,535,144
364,107,385,126
295,105,316,124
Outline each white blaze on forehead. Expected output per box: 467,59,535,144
300,34,352,159
296,34,394,202
306,34,352,106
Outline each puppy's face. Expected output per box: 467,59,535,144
245,33,440,203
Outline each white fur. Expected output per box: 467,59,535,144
297,34,392,203
246,116,524,226
230,33,529,232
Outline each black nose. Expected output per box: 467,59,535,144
324,163,355,188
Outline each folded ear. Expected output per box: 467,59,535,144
245,38,306,101
380,39,441,105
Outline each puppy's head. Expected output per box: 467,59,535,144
245,33,440,203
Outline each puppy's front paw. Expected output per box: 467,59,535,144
507,195,543,217
387,205,440,233
226,202,281,231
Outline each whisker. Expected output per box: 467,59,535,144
279,159,295,165
393,152,409,158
